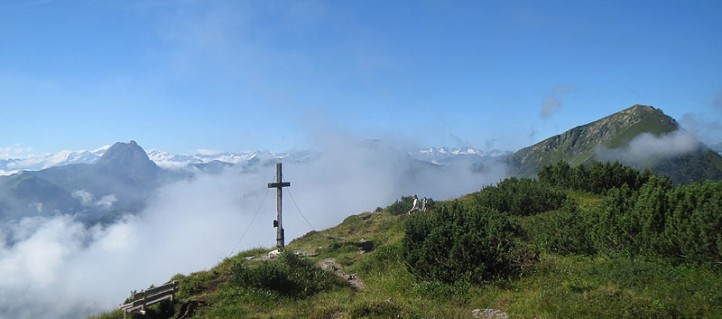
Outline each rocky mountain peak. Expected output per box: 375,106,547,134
96,141,159,177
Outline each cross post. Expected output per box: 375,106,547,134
268,163,290,248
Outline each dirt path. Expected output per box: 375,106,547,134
319,258,365,291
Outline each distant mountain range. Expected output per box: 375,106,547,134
413,147,510,165
508,104,722,183
0,146,506,175
0,141,504,224
0,146,109,176
0,141,172,225
2,104,720,224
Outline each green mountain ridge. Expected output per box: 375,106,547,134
508,104,722,183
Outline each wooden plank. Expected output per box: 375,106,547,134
267,182,290,188
143,281,178,297
120,291,175,312
120,281,178,313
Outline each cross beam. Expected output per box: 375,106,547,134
268,163,290,248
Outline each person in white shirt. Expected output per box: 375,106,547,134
407,194,420,215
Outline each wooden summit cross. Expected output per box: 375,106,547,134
268,163,290,248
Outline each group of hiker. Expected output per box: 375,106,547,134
407,194,428,215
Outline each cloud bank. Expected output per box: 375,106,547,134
0,134,507,319
595,130,701,166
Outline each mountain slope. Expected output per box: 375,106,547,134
94,178,722,319
508,104,722,182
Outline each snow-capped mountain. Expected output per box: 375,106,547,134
0,141,170,223
410,147,511,165
1,146,310,175
146,149,300,171
1,144,511,175
0,146,109,176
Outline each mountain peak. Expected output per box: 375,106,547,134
624,104,655,112
97,141,158,174
508,104,722,182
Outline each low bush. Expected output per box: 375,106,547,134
583,177,722,264
231,251,342,298
474,178,566,216
538,161,652,194
532,199,596,255
403,202,526,284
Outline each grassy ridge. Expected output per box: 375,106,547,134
94,187,722,319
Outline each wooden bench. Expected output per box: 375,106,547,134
119,281,179,318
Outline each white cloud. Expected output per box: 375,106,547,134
96,194,117,209
595,130,702,166
71,190,118,209
0,145,34,159
72,190,93,206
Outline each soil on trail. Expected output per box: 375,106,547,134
319,258,365,290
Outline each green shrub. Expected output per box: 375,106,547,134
474,178,566,216
663,180,722,264
586,184,641,255
584,177,722,264
232,251,341,298
539,161,652,194
533,199,596,255
402,202,525,284
386,196,414,215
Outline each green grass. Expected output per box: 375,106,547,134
94,193,722,319
506,255,722,318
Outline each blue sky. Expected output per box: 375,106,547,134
1,0,721,154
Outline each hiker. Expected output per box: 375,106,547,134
407,194,420,215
